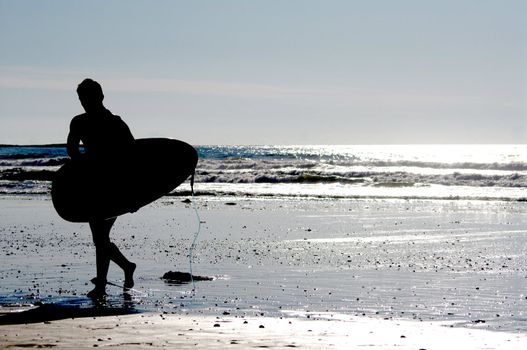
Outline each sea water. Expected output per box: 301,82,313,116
1,144,525,201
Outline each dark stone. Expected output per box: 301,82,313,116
161,271,213,284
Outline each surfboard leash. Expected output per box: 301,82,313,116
188,170,201,293
90,278,148,297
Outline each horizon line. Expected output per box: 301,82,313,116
1,142,526,148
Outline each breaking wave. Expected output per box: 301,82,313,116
0,144,525,200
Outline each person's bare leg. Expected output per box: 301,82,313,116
88,218,115,298
90,218,135,291
108,242,136,289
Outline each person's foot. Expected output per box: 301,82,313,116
87,285,106,299
90,277,104,285
124,262,136,289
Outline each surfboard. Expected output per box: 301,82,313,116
52,138,198,222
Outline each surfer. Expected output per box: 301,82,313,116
67,78,136,298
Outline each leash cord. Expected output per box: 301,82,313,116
188,172,201,292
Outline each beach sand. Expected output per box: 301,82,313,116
1,196,526,348
2,313,525,349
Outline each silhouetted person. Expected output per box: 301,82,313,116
67,78,136,298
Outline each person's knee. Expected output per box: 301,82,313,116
93,235,111,249
108,242,119,252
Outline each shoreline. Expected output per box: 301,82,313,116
1,192,526,203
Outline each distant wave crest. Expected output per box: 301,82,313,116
195,168,526,188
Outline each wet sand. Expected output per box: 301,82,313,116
2,313,525,349
1,196,526,348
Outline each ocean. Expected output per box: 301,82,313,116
1,144,525,201
1,144,526,334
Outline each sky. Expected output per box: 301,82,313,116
0,0,526,145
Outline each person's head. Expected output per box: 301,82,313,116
77,78,104,113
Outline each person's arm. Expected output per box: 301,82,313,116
118,116,135,144
66,118,82,160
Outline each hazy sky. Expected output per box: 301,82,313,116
1,0,525,145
